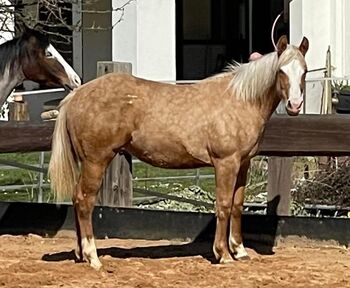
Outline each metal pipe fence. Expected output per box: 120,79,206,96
0,156,216,202
0,149,348,217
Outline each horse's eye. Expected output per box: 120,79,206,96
45,50,53,58
279,69,286,76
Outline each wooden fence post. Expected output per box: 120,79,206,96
8,97,29,121
96,62,133,207
267,156,292,216
266,105,293,216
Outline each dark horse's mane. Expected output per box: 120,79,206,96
0,29,49,77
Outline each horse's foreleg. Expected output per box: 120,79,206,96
212,155,240,264
73,160,106,270
229,161,250,260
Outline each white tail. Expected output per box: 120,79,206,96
48,93,79,201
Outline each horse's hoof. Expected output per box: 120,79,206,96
90,259,103,270
235,255,250,261
219,254,235,264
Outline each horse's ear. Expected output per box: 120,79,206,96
276,35,288,56
299,37,309,56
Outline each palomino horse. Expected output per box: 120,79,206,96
0,26,81,108
49,35,309,269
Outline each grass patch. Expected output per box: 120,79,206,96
0,152,51,202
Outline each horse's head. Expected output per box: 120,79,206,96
19,27,81,90
276,35,309,116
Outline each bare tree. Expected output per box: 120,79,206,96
0,0,135,119
0,0,135,44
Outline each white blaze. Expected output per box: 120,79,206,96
280,59,305,103
46,44,81,88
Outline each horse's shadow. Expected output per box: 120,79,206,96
42,237,275,264
42,209,279,264
42,241,216,263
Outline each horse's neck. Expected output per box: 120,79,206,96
0,39,26,107
0,67,24,107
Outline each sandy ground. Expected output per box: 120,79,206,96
0,234,349,288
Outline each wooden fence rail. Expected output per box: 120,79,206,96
261,114,350,156
3,114,350,154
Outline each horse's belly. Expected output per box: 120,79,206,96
125,133,210,169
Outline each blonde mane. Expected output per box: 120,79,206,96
228,45,304,102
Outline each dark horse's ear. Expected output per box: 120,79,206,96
299,37,309,56
16,21,31,35
32,23,49,41
33,22,45,32
276,35,288,56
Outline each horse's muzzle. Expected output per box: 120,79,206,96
286,99,303,116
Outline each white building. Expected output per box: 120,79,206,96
290,0,350,113
1,0,349,114
112,0,176,81
112,0,350,113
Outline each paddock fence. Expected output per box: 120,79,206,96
1,114,350,218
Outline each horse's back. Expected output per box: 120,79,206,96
66,72,220,127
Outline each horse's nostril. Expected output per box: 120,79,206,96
74,76,81,86
288,100,303,110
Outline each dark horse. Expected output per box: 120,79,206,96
0,26,81,108
49,35,309,269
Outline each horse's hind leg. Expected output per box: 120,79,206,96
229,161,250,260
73,160,107,270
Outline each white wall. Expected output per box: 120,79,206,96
112,0,137,73
331,0,350,79
112,0,176,81
290,0,350,113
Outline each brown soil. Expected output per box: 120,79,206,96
0,235,349,288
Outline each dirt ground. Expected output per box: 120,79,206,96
0,234,349,288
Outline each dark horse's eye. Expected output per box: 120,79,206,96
45,50,53,58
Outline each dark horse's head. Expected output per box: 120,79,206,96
0,25,81,104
